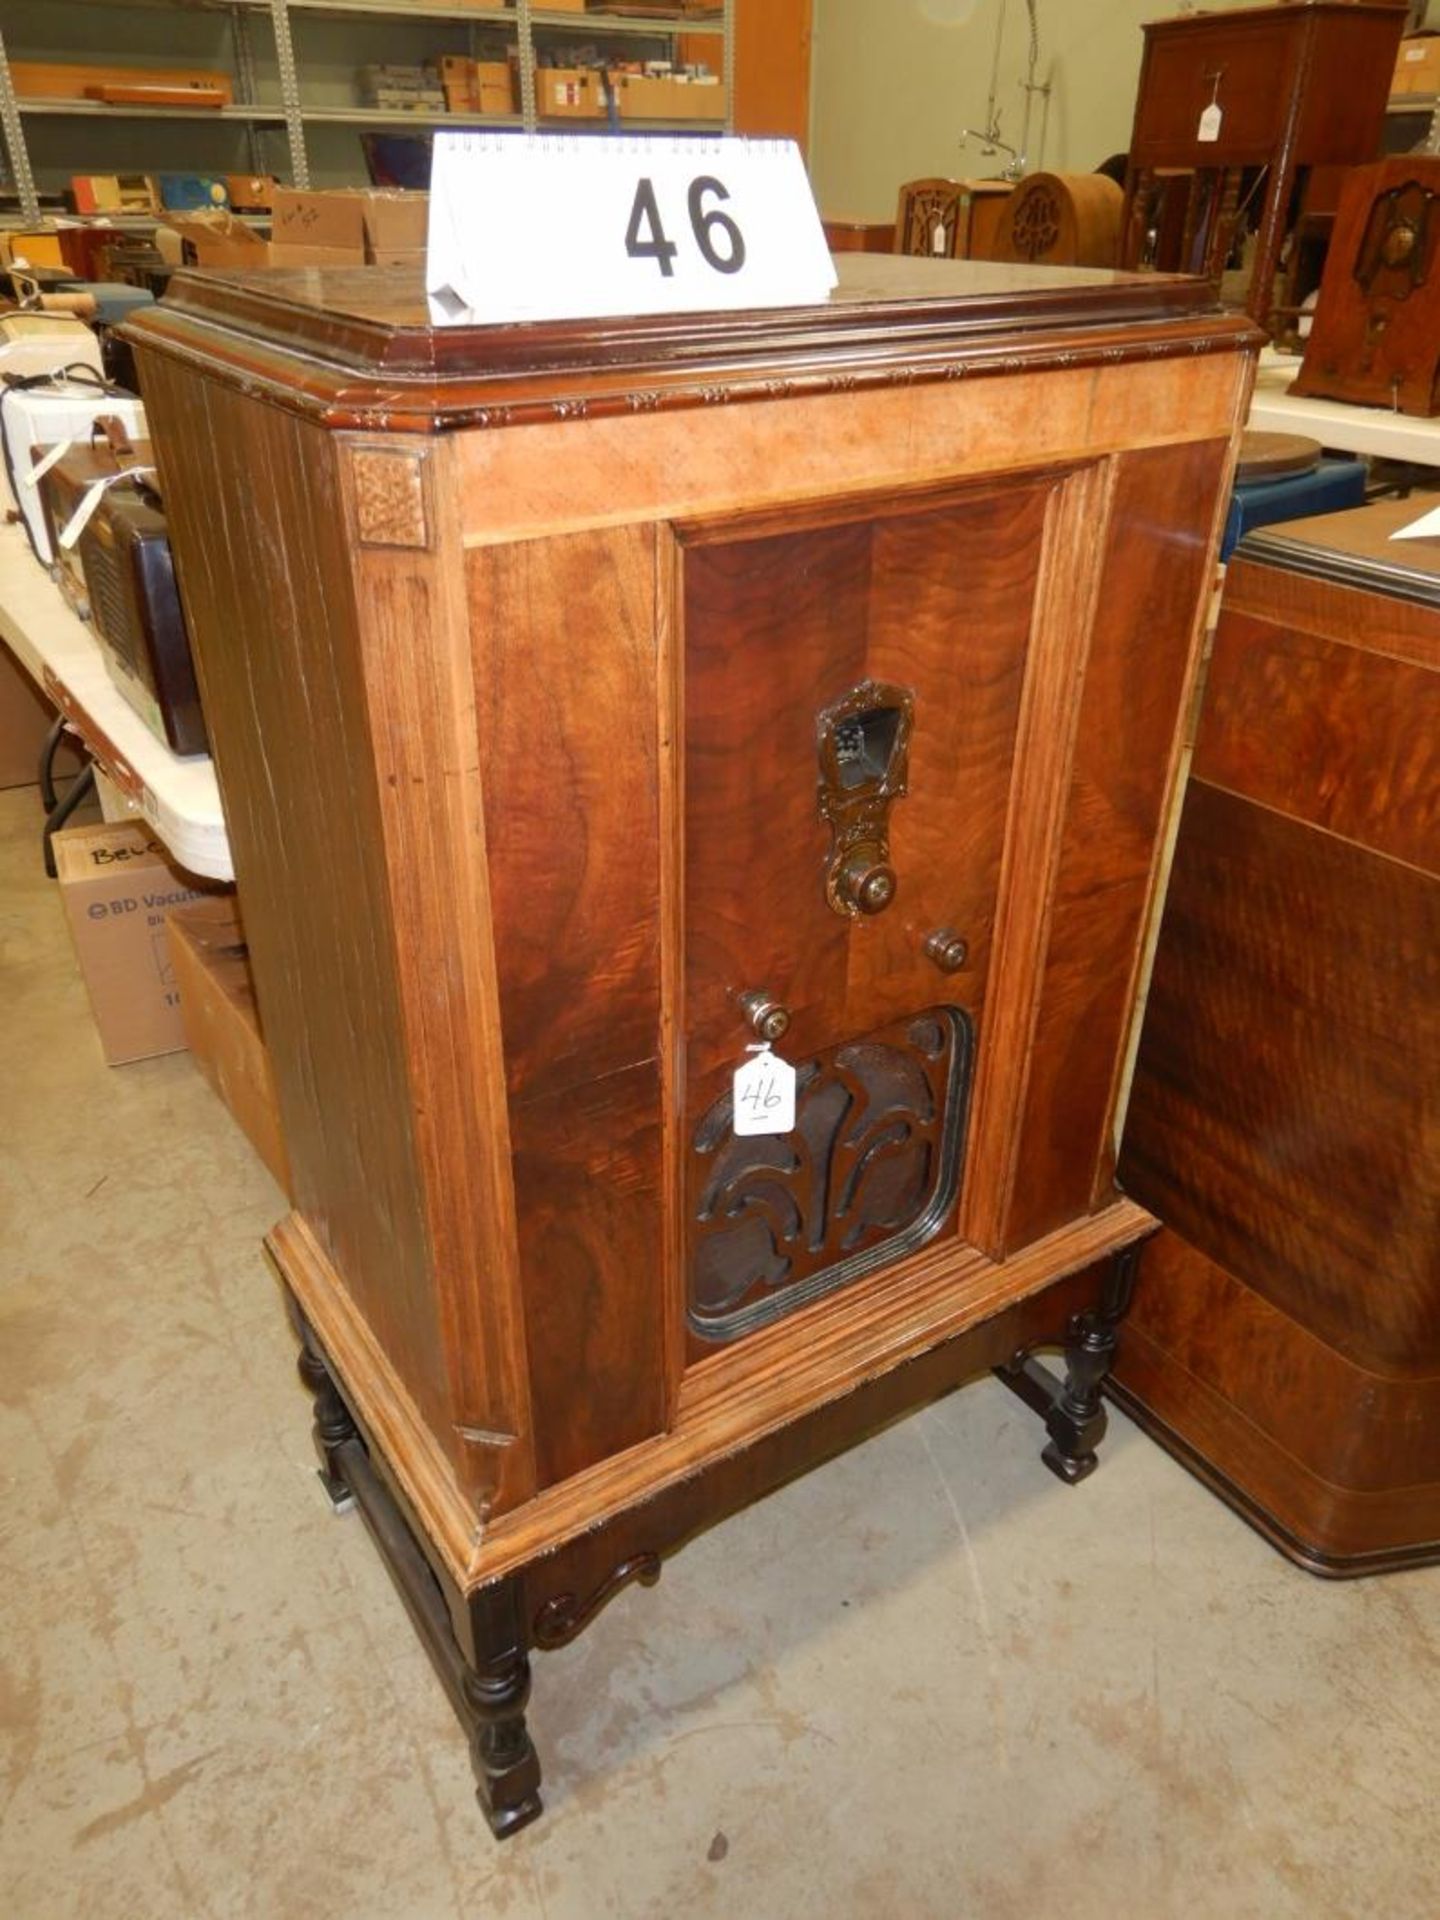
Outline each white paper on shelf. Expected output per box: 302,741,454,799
1390,502,1440,541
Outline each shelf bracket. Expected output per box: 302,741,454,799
0,24,41,226
269,0,310,190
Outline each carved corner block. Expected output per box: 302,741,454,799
349,445,432,549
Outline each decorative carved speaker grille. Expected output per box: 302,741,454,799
688,1007,973,1342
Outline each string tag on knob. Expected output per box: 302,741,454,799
733,1046,796,1138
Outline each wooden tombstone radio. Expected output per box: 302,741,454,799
1293,154,1440,416
128,256,1256,1836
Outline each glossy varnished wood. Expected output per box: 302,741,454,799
1006,437,1232,1248
130,264,1254,1820
1118,506,1440,1573
1123,779,1439,1372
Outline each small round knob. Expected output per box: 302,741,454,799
738,990,790,1043
838,853,897,916
923,928,969,974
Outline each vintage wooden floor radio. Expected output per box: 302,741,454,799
130,255,1256,1834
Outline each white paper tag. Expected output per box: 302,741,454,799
1197,102,1223,143
58,465,156,550
732,1047,797,1137
426,132,837,327
1390,502,1440,541
23,438,74,489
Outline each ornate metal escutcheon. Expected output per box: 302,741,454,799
816,679,915,919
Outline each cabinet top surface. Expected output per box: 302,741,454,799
1237,496,1440,611
1143,0,1407,31
129,254,1259,431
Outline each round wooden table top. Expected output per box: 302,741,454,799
1235,430,1324,483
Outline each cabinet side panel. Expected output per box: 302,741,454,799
1120,779,1440,1375
1005,436,1228,1251
136,353,449,1426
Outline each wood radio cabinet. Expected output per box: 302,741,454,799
1117,498,1440,1575
1119,0,1409,336
129,259,1255,1834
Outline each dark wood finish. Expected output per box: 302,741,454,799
1117,501,1440,1572
1233,430,1322,481
129,255,1255,434
129,262,1253,1828
1120,1,1409,334
1293,157,1440,416
895,179,966,259
822,219,895,255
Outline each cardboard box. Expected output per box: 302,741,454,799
269,188,429,267
224,173,277,213
167,898,290,1192
54,820,215,1065
1394,35,1440,95
615,72,726,121
536,67,603,118
163,210,271,270
440,57,514,115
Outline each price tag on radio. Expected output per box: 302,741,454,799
732,1046,797,1138
426,132,836,327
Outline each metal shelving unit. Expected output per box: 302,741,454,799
0,0,734,219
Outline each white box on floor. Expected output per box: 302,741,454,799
54,819,214,1064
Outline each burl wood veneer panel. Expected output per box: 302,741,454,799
1194,610,1440,871
137,353,451,1440
1005,437,1230,1251
1121,779,1440,1376
679,479,1045,1086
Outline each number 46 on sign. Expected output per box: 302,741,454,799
426,133,836,327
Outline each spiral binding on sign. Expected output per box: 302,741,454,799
450,131,788,158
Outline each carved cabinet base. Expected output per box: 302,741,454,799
286,1243,1141,1832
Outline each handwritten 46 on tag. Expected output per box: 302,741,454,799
426,132,835,326
733,1047,797,1138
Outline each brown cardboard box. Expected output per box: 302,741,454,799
224,173,277,213
535,67,603,117
55,820,214,1064
269,188,369,266
163,209,272,270
167,897,290,1192
615,73,726,121
269,188,429,267
1394,35,1440,94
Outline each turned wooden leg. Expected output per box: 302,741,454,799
458,1583,543,1839
289,1306,358,1512
997,1241,1143,1486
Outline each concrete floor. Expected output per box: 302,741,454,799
2,778,1437,1920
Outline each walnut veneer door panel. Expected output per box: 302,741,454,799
468,526,669,1484
680,479,1049,1342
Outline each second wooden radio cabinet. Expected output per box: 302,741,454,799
129,258,1256,1834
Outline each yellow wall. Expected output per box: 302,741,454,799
809,0,1323,221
